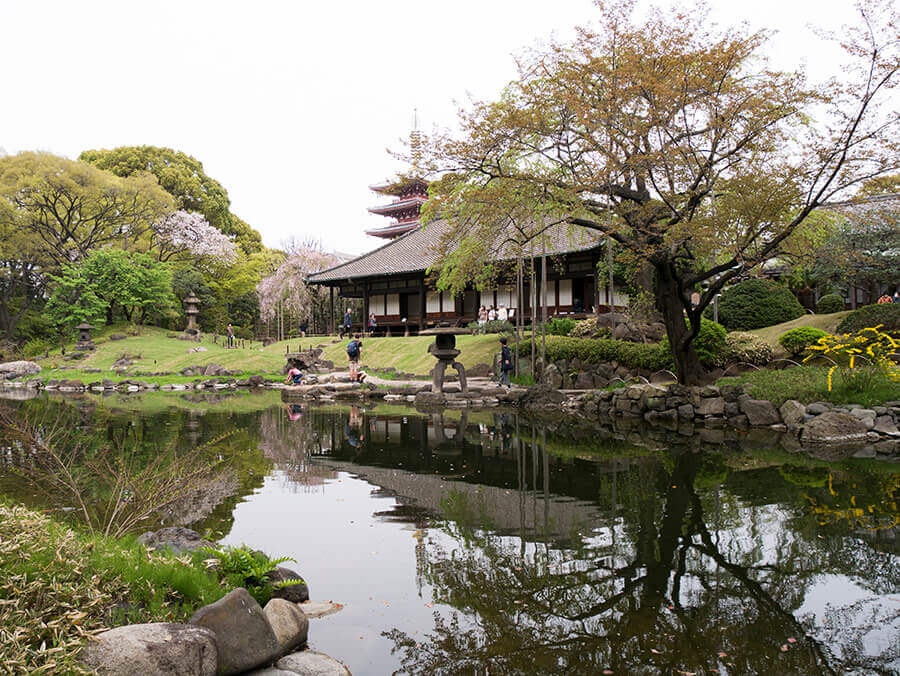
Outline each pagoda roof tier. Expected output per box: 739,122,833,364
367,196,427,216
364,221,421,239
369,176,429,196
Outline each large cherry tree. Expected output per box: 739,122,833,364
421,0,899,384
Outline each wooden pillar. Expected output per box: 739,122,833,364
419,275,426,330
329,286,335,335
363,281,369,337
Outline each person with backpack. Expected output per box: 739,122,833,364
347,334,362,382
498,336,513,389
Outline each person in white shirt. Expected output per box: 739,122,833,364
497,305,508,322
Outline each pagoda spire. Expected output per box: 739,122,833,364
365,113,430,240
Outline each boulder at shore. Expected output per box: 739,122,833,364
0,360,41,379
79,622,217,676
801,411,869,445
190,587,280,675
264,598,309,654
137,527,213,554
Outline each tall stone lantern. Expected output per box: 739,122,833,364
183,292,201,337
74,322,95,351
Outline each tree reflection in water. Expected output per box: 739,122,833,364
359,415,900,675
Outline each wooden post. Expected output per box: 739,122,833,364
541,238,547,373
419,275,426,332
530,255,536,376
363,280,369,337
607,237,615,336
329,286,335,335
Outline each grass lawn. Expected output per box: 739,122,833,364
719,364,899,407
749,311,850,355
30,324,504,381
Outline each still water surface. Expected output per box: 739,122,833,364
2,391,899,675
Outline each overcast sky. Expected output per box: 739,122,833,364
0,0,863,255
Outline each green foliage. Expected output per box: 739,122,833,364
467,319,515,334
721,331,774,366
520,336,672,371
835,303,900,333
779,327,829,356
570,318,605,338
660,318,726,368
0,502,225,672
22,338,49,358
45,249,176,329
719,365,898,407
194,545,303,606
705,279,805,330
510,373,536,386
816,294,845,314
547,317,577,336
79,146,263,254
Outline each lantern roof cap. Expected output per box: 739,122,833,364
75,321,94,330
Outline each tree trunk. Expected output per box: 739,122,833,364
655,262,704,385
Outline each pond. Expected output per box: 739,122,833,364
1,391,899,674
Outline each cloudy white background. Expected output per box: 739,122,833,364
0,0,862,254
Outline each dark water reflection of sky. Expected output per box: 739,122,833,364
2,392,899,675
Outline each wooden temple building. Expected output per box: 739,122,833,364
307,176,629,334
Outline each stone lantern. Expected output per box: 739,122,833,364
183,292,201,336
74,321,95,351
421,326,471,394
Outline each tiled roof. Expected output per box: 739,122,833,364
308,219,603,284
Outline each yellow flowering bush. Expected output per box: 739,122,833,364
803,325,900,392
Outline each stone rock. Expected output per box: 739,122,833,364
849,408,876,420
779,400,807,429
521,385,566,410
677,404,694,421
137,527,213,554
699,385,721,398
275,652,350,675
802,411,869,445
190,588,280,676
739,398,781,426
573,371,594,390
696,397,725,417
79,622,217,676
541,363,563,389
248,375,265,387
268,566,310,603
873,415,900,436
806,402,831,415
204,363,224,376
109,334,127,341
468,363,493,378
264,598,309,655
0,360,41,379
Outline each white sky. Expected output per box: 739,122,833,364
0,0,863,255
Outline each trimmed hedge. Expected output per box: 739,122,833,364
706,279,805,330
660,318,727,368
547,317,577,336
835,303,900,334
816,294,844,314
520,335,672,371
721,331,774,366
778,327,829,356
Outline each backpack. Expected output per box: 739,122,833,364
347,340,360,359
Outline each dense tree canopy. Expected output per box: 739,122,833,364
0,152,172,267
420,0,900,383
79,145,263,254
45,249,176,328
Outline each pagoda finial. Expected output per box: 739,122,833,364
410,107,422,177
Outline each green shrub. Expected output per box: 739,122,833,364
721,331,774,366
706,278,805,330
570,318,604,338
234,326,253,340
660,318,727,368
520,335,672,371
779,327,829,356
467,320,515,334
194,545,304,606
547,317,577,336
816,294,845,314
22,338,50,359
835,303,900,334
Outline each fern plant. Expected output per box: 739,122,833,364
194,545,305,605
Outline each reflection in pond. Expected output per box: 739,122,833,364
1,392,898,673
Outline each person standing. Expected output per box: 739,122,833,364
341,308,352,338
497,304,508,322
488,305,497,321
478,306,487,332
226,323,235,348
498,336,513,389
347,334,362,382
368,312,377,336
